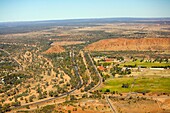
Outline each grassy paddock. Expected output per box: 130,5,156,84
101,76,170,93
120,60,170,68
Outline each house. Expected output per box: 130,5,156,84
97,66,106,71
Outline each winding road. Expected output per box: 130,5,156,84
1,49,102,110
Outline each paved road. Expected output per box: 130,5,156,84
6,50,102,110
71,50,83,89
87,52,103,91
106,96,118,113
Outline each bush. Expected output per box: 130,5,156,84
40,105,55,113
122,83,129,88
68,110,71,113
105,89,110,92
11,101,21,107
2,104,11,112
26,105,30,109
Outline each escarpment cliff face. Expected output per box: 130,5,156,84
85,38,170,51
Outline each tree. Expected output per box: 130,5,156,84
36,86,42,93
20,97,23,100
73,107,77,111
82,94,88,98
53,91,58,97
11,101,21,107
0,104,2,113
105,89,110,92
122,83,129,88
112,91,116,94
25,98,28,103
29,95,35,102
38,93,44,100
43,91,47,96
2,104,11,112
26,105,30,109
165,58,168,63
70,95,76,101
45,82,49,86
1,99,5,103
49,90,54,97
112,72,116,77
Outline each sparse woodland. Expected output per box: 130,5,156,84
0,20,170,113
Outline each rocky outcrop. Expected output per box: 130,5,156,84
44,45,65,54
85,38,170,51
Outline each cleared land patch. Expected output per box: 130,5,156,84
51,41,85,46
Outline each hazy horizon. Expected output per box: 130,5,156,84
0,17,170,23
0,0,170,22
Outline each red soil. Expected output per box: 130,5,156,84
44,45,65,54
85,38,170,51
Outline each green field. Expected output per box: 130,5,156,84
120,60,170,68
101,77,170,93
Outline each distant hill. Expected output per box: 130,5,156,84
43,45,65,54
0,18,170,34
84,38,170,51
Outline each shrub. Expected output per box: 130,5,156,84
105,89,110,92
